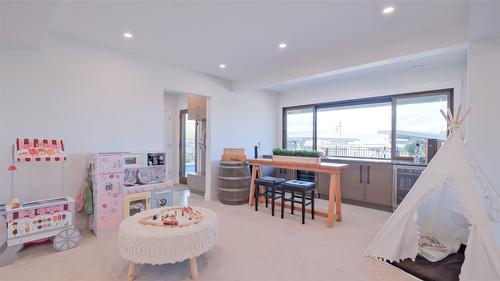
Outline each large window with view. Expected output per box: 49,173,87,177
394,92,450,158
284,107,314,150
283,89,453,160
317,103,392,159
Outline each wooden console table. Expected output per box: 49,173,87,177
247,159,347,228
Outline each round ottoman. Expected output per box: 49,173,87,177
118,207,218,280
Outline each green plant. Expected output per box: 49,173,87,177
404,142,416,156
272,148,320,158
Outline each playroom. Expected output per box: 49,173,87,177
1,1,500,281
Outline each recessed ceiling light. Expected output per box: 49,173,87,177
123,32,133,39
279,42,287,49
219,64,226,69
382,6,395,14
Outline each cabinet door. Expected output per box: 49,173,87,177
340,163,365,201
97,173,123,232
316,173,330,198
274,168,288,179
188,95,206,120
364,163,392,206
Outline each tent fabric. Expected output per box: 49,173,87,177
365,130,500,281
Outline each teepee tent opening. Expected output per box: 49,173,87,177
365,107,500,281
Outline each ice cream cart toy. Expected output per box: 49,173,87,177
3,197,80,250
0,138,80,266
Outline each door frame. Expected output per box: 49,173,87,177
179,109,197,184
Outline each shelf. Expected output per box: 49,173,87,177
123,165,165,171
123,182,167,188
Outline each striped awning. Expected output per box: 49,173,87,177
15,138,67,162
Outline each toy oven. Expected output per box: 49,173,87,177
123,192,151,217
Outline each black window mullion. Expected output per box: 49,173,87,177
313,106,317,151
391,98,397,159
282,107,287,148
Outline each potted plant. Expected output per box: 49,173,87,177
272,148,322,164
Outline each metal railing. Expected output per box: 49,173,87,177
320,145,392,159
287,141,396,159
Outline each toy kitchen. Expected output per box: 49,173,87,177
88,152,189,236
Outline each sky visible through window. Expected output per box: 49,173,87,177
286,93,449,159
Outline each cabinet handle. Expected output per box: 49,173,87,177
367,165,370,184
359,165,363,183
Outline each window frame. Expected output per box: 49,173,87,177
282,105,316,150
282,88,454,160
391,89,454,160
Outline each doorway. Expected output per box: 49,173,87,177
179,109,197,184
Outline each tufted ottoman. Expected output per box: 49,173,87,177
118,206,218,280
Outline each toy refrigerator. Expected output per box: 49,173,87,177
89,153,123,236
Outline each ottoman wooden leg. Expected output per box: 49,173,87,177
127,262,136,281
190,257,198,280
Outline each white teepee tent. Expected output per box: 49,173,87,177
365,107,500,281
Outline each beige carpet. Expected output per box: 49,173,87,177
0,194,416,281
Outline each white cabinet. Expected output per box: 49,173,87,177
188,95,206,120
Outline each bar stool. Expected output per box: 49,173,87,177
254,176,286,216
280,180,315,224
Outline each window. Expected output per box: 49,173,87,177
284,107,314,150
282,89,453,160
317,102,392,159
394,93,450,158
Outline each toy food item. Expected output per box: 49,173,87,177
9,198,21,209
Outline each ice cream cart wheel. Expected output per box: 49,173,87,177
53,228,80,251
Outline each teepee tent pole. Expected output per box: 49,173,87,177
457,107,471,127
455,105,462,124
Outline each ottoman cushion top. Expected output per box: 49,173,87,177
118,206,218,265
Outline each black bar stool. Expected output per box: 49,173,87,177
254,176,286,216
280,180,315,224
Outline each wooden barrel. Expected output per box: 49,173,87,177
218,160,250,205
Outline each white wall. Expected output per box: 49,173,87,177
0,33,277,204
276,59,468,146
163,93,188,184
467,38,500,191
1,37,164,203
163,93,178,183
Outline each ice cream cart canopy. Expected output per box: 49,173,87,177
15,138,67,162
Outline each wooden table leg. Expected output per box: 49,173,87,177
335,172,342,222
190,257,198,280
326,173,336,228
248,165,257,206
127,261,136,281
257,166,266,204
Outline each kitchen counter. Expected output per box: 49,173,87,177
322,157,427,167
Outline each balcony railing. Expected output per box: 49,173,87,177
286,142,409,159
320,145,392,159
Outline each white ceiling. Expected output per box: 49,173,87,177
266,46,468,93
2,1,470,87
